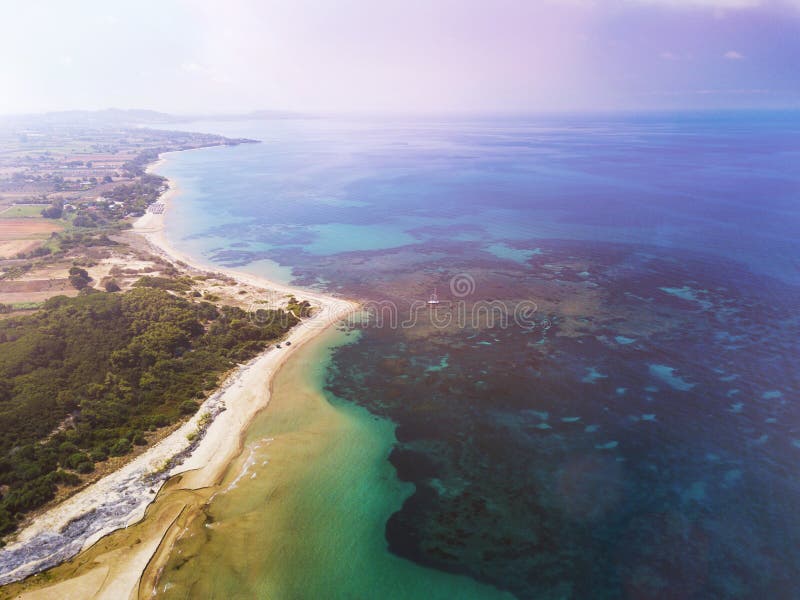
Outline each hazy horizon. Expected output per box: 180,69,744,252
1,0,799,116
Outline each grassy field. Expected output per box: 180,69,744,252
8,301,44,310
0,204,49,218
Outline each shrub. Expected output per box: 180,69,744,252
58,442,79,456
66,452,90,470
68,267,91,290
89,448,108,462
133,276,192,292
179,400,198,415
41,200,64,219
51,470,81,486
68,267,89,278
151,414,170,428
110,438,131,456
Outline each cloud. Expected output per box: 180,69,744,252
724,50,745,59
659,51,696,61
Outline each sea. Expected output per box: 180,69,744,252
152,112,800,599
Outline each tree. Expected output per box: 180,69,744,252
41,200,64,219
68,267,91,290
0,284,297,540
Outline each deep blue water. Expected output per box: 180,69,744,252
160,113,800,287
158,113,800,598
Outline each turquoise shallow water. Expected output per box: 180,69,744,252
153,114,800,598
156,326,512,599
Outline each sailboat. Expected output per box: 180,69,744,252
427,288,441,305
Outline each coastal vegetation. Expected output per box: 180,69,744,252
286,296,313,318
0,283,297,540
0,119,255,264
90,173,167,220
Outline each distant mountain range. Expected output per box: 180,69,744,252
0,108,306,129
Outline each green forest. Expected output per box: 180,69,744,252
0,285,297,540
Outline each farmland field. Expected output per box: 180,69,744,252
0,217,62,258
0,204,49,218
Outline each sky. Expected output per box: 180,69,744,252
0,0,798,115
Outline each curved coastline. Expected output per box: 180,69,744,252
0,151,358,595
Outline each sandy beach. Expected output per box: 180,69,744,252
0,155,358,598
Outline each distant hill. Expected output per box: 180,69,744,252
0,109,177,129
0,108,306,130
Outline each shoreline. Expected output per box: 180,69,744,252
0,150,358,593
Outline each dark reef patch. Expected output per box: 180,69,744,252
324,240,800,599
